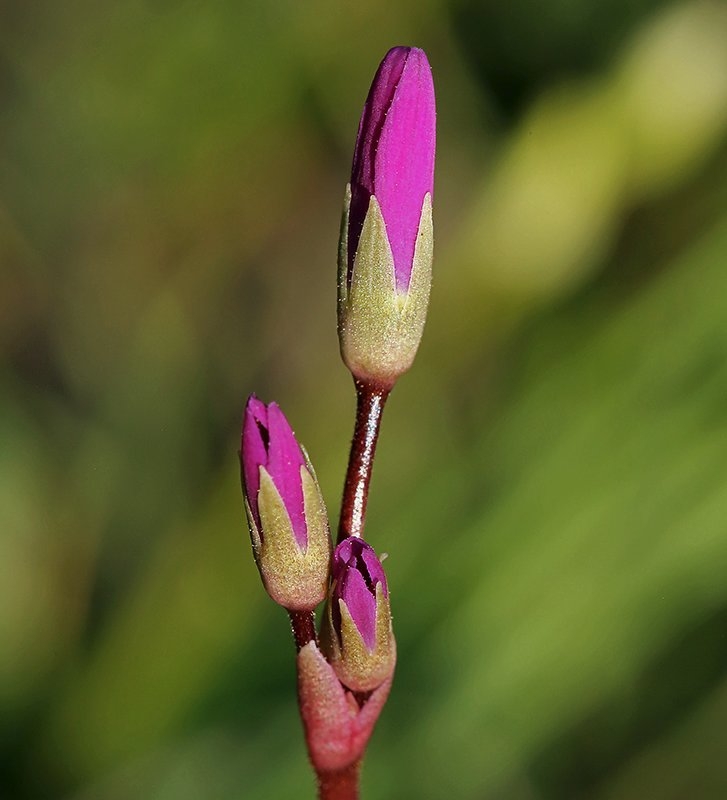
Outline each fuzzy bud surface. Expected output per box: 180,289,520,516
240,396,331,611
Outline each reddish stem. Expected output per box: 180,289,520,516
296,379,389,800
288,610,316,651
317,762,361,800
337,380,390,544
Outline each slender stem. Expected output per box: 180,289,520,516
297,379,387,800
337,379,390,544
317,762,361,800
288,609,316,652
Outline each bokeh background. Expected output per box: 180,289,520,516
3,1,727,797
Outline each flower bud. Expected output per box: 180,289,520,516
321,537,396,692
297,641,392,773
338,46,436,388
239,395,331,611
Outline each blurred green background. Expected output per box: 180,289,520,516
3,0,727,797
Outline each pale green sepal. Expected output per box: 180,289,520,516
400,191,434,336
243,493,262,558
255,465,331,611
338,193,433,386
300,465,333,599
322,582,396,692
337,184,352,317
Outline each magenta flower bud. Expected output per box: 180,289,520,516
338,46,436,387
331,537,388,648
321,537,396,692
240,396,331,611
242,396,308,546
348,46,435,292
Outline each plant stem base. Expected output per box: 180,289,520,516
317,762,361,800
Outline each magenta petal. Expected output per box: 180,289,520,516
352,47,408,190
265,403,308,548
359,544,388,597
333,537,387,596
340,566,377,650
239,396,309,549
332,537,388,650
375,49,435,290
348,46,436,291
348,46,408,280
332,536,355,580
241,395,269,527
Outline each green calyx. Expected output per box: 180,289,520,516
246,465,331,611
322,582,396,693
338,186,433,387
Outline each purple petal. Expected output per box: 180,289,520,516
348,47,436,292
240,395,269,527
348,46,408,283
264,403,309,548
375,49,435,290
239,397,309,549
339,564,377,650
358,544,388,597
332,538,388,650
332,536,356,581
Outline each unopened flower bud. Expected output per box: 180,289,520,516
338,46,436,388
321,537,396,692
239,396,331,611
297,641,392,773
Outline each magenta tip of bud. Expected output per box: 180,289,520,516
349,46,436,292
332,537,388,650
241,395,268,499
240,395,308,548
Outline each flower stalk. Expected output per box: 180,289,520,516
289,610,317,652
317,763,361,800
337,380,389,544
